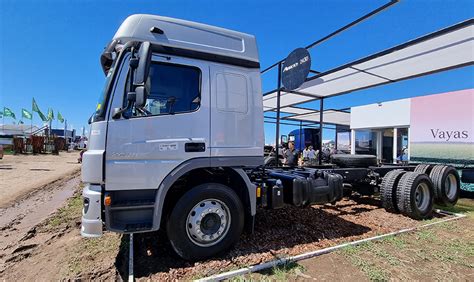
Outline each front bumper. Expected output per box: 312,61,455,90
81,184,103,237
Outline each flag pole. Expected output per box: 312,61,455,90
64,119,67,147
31,102,34,137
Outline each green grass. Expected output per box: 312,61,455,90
227,261,305,282
371,246,400,266
416,229,436,242
380,235,406,249
342,252,389,281
270,261,306,280
435,198,474,218
431,238,474,268
411,143,474,161
3,148,15,155
42,192,83,231
65,233,122,276
340,242,389,281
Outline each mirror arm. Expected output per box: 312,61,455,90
112,47,139,120
112,103,132,119
112,42,151,119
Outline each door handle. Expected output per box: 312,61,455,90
185,143,206,152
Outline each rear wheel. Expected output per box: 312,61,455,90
429,165,460,206
380,170,406,212
396,172,434,220
166,183,244,261
414,164,433,175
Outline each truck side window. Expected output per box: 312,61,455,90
131,62,201,116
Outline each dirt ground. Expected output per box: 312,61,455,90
0,153,81,208
240,199,474,281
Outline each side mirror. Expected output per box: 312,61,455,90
135,86,147,108
128,41,152,109
133,41,152,88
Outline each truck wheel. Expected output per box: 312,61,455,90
429,165,460,206
380,170,406,213
414,164,433,175
331,154,377,168
166,183,244,261
396,172,434,220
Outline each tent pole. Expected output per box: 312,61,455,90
299,121,302,151
319,99,324,165
274,63,282,167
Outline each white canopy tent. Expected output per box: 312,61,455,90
263,19,474,111
284,110,351,126
264,18,473,163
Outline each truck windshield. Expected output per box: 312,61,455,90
93,59,117,122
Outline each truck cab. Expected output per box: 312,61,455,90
81,14,265,260
287,128,321,152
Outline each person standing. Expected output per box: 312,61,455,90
307,145,317,160
283,141,299,167
302,146,309,160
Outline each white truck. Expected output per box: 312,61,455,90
81,14,461,261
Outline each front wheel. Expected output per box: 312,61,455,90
166,183,244,261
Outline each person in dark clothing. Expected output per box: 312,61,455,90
283,141,299,167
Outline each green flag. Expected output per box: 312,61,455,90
22,108,32,120
47,108,54,121
32,98,48,121
37,110,48,122
57,111,64,123
3,107,16,119
32,98,40,113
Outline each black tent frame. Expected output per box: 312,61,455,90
263,0,399,165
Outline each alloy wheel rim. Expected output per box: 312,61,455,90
186,199,231,247
415,182,430,211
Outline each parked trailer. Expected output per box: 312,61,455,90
81,14,464,261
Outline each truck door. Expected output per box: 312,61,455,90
105,54,210,190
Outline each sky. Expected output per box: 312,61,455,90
1,0,473,142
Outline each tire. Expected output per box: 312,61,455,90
429,165,460,206
414,164,433,175
380,170,406,213
331,154,377,168
166,183,244,261
396,172,434,220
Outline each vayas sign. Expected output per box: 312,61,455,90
410,89,474,165
429,129,469,141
